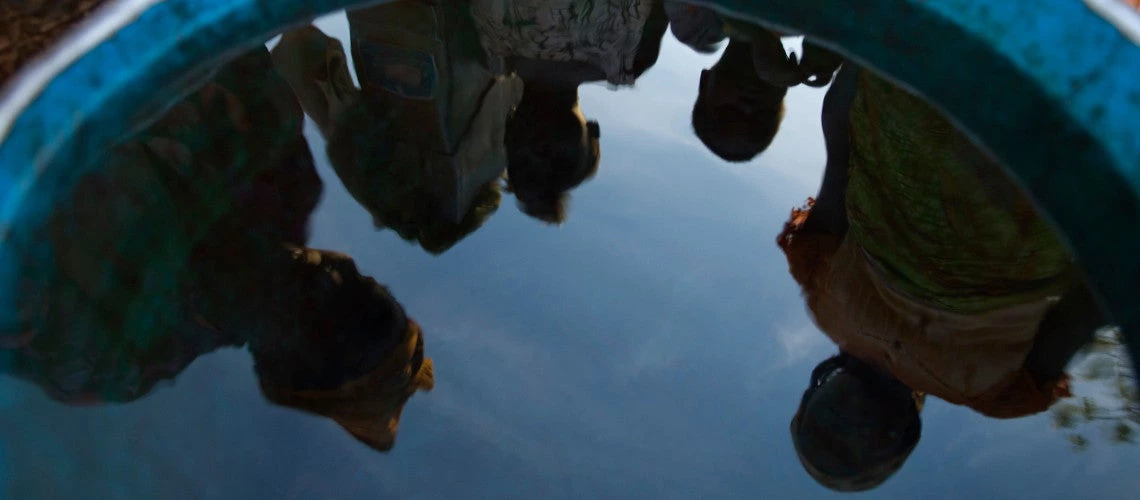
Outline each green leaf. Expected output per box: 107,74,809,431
1112,423,1135,444
1081,398,1099,420
1068,434,1089,451
1053,404,1079,429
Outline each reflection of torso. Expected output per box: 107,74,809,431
4,48,313,404
470,0,653,85
800,70,1074,418
809,235,1060,417
845,71,1071,314
347,2,521,223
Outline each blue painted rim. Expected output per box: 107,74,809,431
0,0,1138,358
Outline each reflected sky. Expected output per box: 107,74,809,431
1,8,1138,500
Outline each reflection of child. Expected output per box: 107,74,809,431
782,65,1105,491
469,0,667,223
504,82,600,224
691,39,788,162
675,6,846,163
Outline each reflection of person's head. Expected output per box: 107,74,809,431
326,103,501,254
664,1,726,54
692,40,787,162
505,84,601,225
791,353,922,492
253,248,434,452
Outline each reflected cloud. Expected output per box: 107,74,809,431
772,321,832,369
1,1,1137,498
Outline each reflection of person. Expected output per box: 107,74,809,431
273,1,515,253
0,47,433,452
780,65,1107,491
685,12,842,163
243,249,435,452
691,38,789,162
664,0,726,54
470,0,668,223
503,81,600,224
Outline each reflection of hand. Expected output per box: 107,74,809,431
747,29,805,88
271,26,359,137
799,41,845,88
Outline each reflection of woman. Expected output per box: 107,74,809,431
471,0,668,223
780,65,1107,491
664,0,726,54
0,48,433,451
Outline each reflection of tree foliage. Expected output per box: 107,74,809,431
326,101,501,255
1051,328,1138,451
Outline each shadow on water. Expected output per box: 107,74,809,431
0,0,1138,498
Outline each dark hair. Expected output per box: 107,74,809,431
692,69,787,162
790,353,922,492
505,110,600,224
515,193,570,225
250,250,409,391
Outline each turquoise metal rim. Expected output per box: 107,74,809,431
0,0,1137,357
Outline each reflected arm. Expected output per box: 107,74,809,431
799,64,857,237
1025,272,1108,382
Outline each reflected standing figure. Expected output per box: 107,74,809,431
779,62,1108,491
0,47,433,452
690,38,790,163
273,0,515,253
676,5,842,163
471,0,668,223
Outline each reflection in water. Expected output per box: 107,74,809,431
273,0,668,232
0,46,432,451
1,0,1137,496
684,8,841,163
692,38,790,162
778,62,1110,490
273,1,511,253
482,0,666,223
